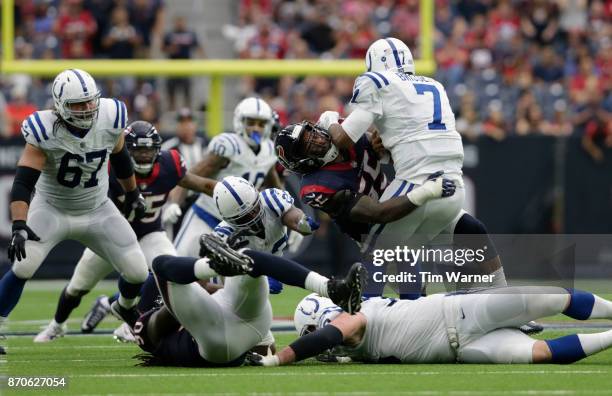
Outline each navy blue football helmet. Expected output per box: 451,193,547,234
124,120,162,174
275,121,339,174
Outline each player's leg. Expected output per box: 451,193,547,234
138,231,177,312
78,200,148,326
153,237,366,313
173,207,216,257
458,328,537,363
456,287,612,338
0,197,67,324
34,248,113,342
213,274,274,355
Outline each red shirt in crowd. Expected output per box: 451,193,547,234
55,9,97,58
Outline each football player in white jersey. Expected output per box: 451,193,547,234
249,288,612,366
172,97,282,257
1,69,149,340
316,37,510,299
317,37,465,251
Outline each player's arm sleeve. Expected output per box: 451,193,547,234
342,74,383,142
288,325,344,362
261,188,294,218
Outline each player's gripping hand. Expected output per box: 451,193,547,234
245,351,279,367
296,215,319,235
162,203,182,226
123,189,147,220
8,220,40,262
316,111,340,130
406,171,456,206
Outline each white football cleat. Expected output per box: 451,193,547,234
113,322,136,343
34,321,67,343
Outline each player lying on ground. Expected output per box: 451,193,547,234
173,97,283,257
132,234,365,367
33,121,219,342
248,288,612,366
1,69,149,348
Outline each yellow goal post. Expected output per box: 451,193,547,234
1,0,435,135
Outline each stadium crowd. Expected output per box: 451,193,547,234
2,0,611,159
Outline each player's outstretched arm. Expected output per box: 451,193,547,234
8,144,46,261
111,133,146,219
344,173,456,224
177,172,217,197
189,152,228,178
262,167,283,189
249,313,366,367
282,207,320,236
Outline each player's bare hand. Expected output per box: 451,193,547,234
8,220,40,262
370,129,387,158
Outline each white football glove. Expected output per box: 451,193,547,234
317,111,340,130
406,172,456,206
162,203,182,226
246,352,280,367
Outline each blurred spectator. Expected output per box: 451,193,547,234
128,0,165,54
161,108,208,170
54,0,97,59
300,8,335,55
162,16,204,110
4,86,37,138
516,105,547,136
482,105,507,141
520,1,561,46
101,6,142,59
533,47,564,83
84,0,116,56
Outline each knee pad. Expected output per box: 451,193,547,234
119,249,149,284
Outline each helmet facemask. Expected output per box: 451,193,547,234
225,198,265,234
128,144,160,175
63,95,101,130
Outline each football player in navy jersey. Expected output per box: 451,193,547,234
34,121,218,342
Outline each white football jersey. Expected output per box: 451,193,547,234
214,188,294,256
339,295,454,363
349,71,464,184
193,133,278,219
20,98,128,214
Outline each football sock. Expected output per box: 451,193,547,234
152,255,198,284
545,331,612,363
563,289,612,320
246,250,318,289
305,273,330,298
118,277,142,309
194,258,218,280
54,287,83,324
490,267,507,287
137,273,160,312
0,270,27,317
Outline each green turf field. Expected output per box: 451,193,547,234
3,281,612,395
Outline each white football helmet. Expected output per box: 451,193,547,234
233,97,273,149
294,293,343,336
365,37,415,74
52,68,101,129
214,176,264,233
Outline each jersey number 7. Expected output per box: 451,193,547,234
413,83,446,131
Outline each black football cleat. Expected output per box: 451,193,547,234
327,262,367,314
0,346,5,355
81,295,111,333
199,234,253,276
519,321,544,335
110,301,140,329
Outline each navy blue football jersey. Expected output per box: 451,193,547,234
300,135,387,243
110,149,187,238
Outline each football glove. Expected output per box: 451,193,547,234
406,171,456,206
296,215,319,235
245,351,279,367
123,189,147,220
267,277,283,294
161,203,182,226
8,220,40,262
316,111,340,130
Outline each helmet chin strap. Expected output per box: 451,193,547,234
321,144,339,166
